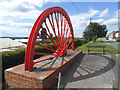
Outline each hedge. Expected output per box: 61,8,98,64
2,43,55,75
2,38,85,81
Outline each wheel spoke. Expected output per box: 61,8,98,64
63,39,72,51
41,25,57,49
44,21,57,49
38,33,55,51
34,52,54,55
48,14,59,45
51,13,59,44
62,31,71,47
55,13,60,42
67,44,72,51
58,31,71,52
66,31,71,41
34,56,56,64
60,14,63,41
60,23,69,47
58,13,61,41
63,18,67,39
65,24,70,40
35,42,55,52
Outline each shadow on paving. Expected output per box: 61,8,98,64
31,51,77,75
62,53,116,88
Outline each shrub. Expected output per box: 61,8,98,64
2,49,25,71
74,38,86,48
95,39,104,43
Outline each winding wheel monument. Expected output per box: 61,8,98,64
5,7,82,88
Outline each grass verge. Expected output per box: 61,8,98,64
75,42,120,54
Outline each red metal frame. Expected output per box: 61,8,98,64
25,7,75,72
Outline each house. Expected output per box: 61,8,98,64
108,31,120,39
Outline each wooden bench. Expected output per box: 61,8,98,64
86,45,106,54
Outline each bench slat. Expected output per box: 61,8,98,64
87,45,106,48
87,45,106,54
88,50,106,51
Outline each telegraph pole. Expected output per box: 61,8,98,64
90,18,92,23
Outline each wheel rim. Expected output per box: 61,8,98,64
25,7,75,72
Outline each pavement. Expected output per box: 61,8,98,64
59,52,118,89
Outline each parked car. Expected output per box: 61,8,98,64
116,38,120,42
106,37,109,40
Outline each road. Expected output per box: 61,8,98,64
101,38,120,51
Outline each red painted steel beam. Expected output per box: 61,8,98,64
24,7,75,72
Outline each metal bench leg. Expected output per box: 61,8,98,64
88,47,89,54
103,47,105,54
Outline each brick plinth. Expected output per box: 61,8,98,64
5,50,82,88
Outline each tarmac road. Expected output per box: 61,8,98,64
101,38,120,51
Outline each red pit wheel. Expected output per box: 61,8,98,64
25,7,75,72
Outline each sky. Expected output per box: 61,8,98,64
0,0,119,38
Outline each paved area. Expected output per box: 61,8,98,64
117,54,120,89
60,53,118,88
15,51,78,76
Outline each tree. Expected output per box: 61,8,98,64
83,22,108,42
41,28,47,39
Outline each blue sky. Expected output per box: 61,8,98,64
0,0,119,38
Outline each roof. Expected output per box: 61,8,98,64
15,39,42,42
15,39,28,43
109,31,120,35
0,38,27,49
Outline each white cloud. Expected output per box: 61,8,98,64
0,0,43,11
114,9,120,18
0,19,14,26
0,0,45,37
92,19,105,24
103,18,118,28
114,10,118,18
0,0,118,38
0,26,31,37
0,19,33,28
0,0,61,22
98,9,109,17
0,0,44,30
91,18,118,28
12,23,33,28
44,0,60,3
70,9,99,20
70,9,99,33
0,0,61,37
0,6,42,20
70,8,117,37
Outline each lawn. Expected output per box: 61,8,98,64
75,41,120,54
